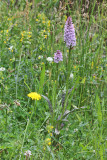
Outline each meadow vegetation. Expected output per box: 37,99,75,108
0,0,107,159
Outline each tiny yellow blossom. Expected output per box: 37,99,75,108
51,126,54,129
64,15,67,21
36,19,39,22
74,65,76,69
61,25,63,28
28,35,31,38
8,18,11,21
27,92,41,100
45,138,51,146
4,41,6,44
42,21,45,24
48,142,51,146
21,33,24,37
43,30,46,32
50,133,52,137
38,13,41,17
44,35,47,39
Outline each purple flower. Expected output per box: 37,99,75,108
54,50,63,63
64,16,76,48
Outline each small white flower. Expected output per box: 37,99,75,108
45,70,49,73
70,73,74,79
72,141,75,146
0,67,6,71
47,57,53,63
93,150,96,153
74,128,78,132
38,55,43,59
24,150,32,157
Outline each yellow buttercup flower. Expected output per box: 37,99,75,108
27,92,41,100
48,142,51,146
45,138,51,146
36,19,39,22
44,35,47,39
74,65,76,69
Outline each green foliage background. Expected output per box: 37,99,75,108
0,0,106,159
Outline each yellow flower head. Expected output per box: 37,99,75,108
45,138,51,146
48,142,51,146
44,35,47,39
27,92,41,100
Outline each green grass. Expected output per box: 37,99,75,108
0,0,107,159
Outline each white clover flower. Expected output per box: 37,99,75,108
47,57,53,63
74,128,78,132
38,55,43,59
70,73,74,79
24,150,32,157
0,67,6,71
45,70,49,73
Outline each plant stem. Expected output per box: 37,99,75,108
62,48,72,115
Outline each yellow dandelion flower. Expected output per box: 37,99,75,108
4,41,6,44
27,92,41,100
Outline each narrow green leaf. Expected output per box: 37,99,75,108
39,64,45,94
